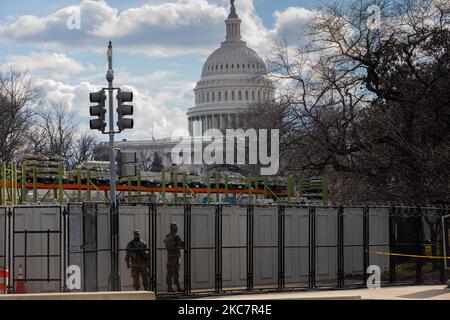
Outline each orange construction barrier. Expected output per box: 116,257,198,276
15,265,25,294
0,267,9,294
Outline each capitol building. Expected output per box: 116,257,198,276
188,0,274,136
96,1,275,169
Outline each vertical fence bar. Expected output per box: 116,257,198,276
416,208,423,284
1,163,4,205
67,205,71,292
62,207,67,292
58,164,63,205
24,229,27,282
246,204,254,291
278,205,285,290
363,207,370,284
7,207,12,293
12,163,16,205
215,204,223,293
184,204,192,295
2,207,6,293
149,204,157,292
47,229,50,282
309,206,316,288
337,206,344,287
389,207,396,284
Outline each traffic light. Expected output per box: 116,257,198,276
117,150,137,178
116,90,134,132
89,90,107,131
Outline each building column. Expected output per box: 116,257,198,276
214,115,219,131
228,114,232,129
201,116,206,135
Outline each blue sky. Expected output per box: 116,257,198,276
0,0,320,141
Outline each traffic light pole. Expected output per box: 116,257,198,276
90,42,134,291
106,41,120,291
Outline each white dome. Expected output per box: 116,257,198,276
187,1,275,137
201,42,267,77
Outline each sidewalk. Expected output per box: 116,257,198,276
201,285,450,300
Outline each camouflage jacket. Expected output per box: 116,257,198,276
164,234,184,259
125,240,149,264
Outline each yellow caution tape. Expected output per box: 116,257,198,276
368,251,450,260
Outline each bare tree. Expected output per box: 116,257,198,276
247,0,450,204
24,103,97,170
69,133,97,169
0,68,41,163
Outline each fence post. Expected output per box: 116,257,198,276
278,205,285,290
416,208,423,284
7,207,12,293
215,204,223,293
246,204,254,291
62,206,68,292
309,206,316,288
183,204,192,295
337,206,344,287
58,164,63,205
148,204,157,292
363,207,370,285
389,207,396,284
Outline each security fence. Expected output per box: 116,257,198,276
0,204,448,296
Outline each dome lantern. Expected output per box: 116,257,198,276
225,0,241,43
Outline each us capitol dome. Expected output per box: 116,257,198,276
187,0,275,136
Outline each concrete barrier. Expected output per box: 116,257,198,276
0,291,155,300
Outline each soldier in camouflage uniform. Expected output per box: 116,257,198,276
125,230,149,291
164,223,184,292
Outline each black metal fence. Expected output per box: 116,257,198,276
0,204,448,296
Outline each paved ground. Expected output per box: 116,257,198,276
200,285,450,300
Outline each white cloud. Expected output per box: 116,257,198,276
2,52,90,80
271,7,317,46
0,0,317,57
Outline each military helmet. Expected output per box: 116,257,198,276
170,223,178,233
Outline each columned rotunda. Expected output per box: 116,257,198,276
187,0,275,136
